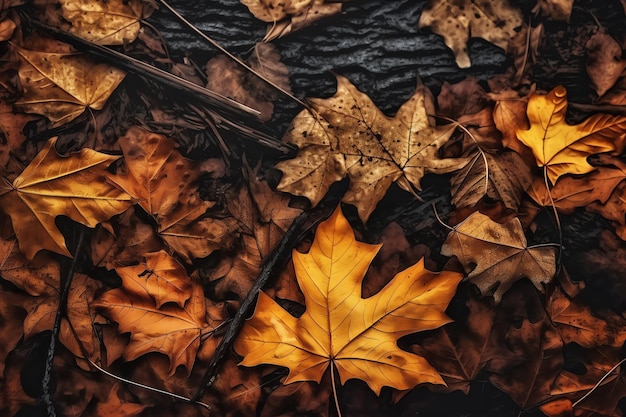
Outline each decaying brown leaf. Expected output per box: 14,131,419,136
95,384,149,417
532,0,574,22
14,46,126,126
586,31,626,97
418,0,523,68
0,137,133,259
516,86,626,184
440,211,556,302
275,75,463,222
235,207,463,394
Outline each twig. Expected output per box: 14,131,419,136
572,357,626,408
192,184,347,401
157,0,308,109
43,228,86,417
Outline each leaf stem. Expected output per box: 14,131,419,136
572,357,626,408
330,361,343,417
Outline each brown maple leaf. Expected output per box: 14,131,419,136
235,207,463,394
14,46,126,126
418,0,523,68
440,211,557,302
93,279,222,374
276,75,464,222
0,137,133,259
516,86,626,184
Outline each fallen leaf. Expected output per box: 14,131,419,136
111,126,235,263
93,279,220,374
586,31,626,97
15,46,126,126
0,137,133,259
60,0,146,45
532,0,574,21
450,150,532,211
275,75,463,222
235,207,463,394
489,90,532,159
0,289,27,375
516,85,626,184
509,24,544,86
440,211,556,302
548,287,626,348
436,77,488,119
418,0,523,68
539,398,573,417
588,181,626,239
0,239,60,297
0,18,16,42
95,383,149,417
0,102,38,177
114,250,192,309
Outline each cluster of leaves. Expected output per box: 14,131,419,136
0,0,626,417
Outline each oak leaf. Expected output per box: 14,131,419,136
516,86,626,184
275,76,462,222
60,0,146,45
235,207,463,394
15,46,126,126
0,137,133,260
92,279,219,374
418,0,523,68
440,212,556,302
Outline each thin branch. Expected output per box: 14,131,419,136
572,357,626,408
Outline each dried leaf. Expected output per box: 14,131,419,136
450,150,532,211
441,211,556,302
114,250,192,309
235,207,463,394
0,239,60,297
276,75,463,222
418,0,523,68
60,0,145,45
15,47,126,126
0,18,16,42
532,0,574,21
516,86,626,184
586,31,626,97
93,280,219,374
0,137,133,259
95,384,148,417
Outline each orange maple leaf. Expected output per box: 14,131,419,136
235,207,463,394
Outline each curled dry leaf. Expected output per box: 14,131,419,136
418,0,523,68
95,384,148,417
276,75,464,222
0,137,133,260
450,150,532,211
60,0,146,45
15,46,126,126
440,211,556,303
235,207,463,394
0,18,16,42
517,86,626,184
586,31,626,97
93,280,221,375
532,0,574,22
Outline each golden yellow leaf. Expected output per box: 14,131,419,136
114,250,192,309
440,212,556,303
93,280,218,374
418,0,523,68
516,86,626,184
0,137,133,260
275,75,462,222
235,207,463,394
15,46,126,126
60,0,145,45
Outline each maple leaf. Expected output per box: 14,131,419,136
516,86,626,184
275,75,463,222
111,127,236,263
14,46,126,126
450,150,532,211
0,137,133,260
59,0,146,45
440,212,556,303
114,250,192,309
418,0,523,68
92,279,220,374
235,207,463,394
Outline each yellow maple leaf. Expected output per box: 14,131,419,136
15,46,126,126
516,86,626,184
0,138,133,260
235,207,463,394
276,75,463,222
